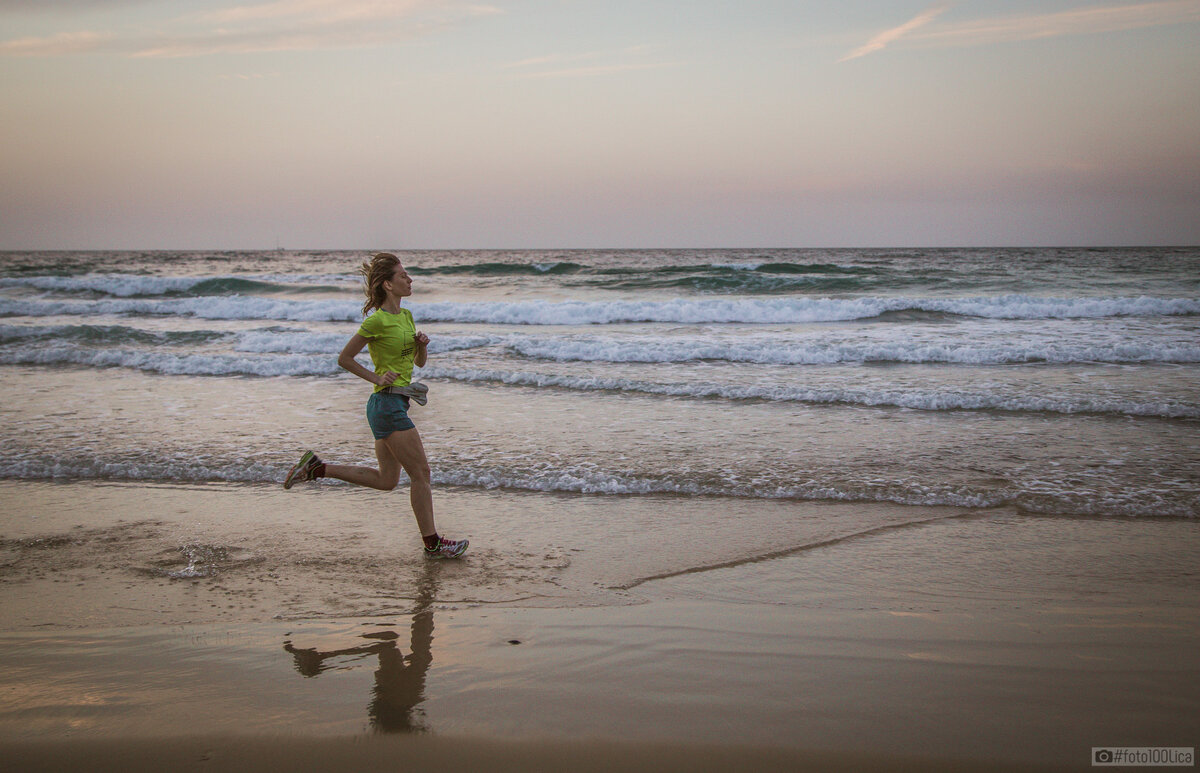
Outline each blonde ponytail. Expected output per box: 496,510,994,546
359,252,401,316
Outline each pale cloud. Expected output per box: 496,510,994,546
0,0,501,57
513,61,683,79
0,30,109,56
502,45,676,78
912,0,1200,48
840,0,1200,61
504,45,652,68
218,71,282,80
503,53,565,68
0,0,152,9
206,0,435,25
839,2,952,62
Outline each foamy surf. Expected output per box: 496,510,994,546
0,272,356,296
3,294,1198,325
2,248,1197,523
417,365,1200,418
3,451,1195,517
501,333,1200,365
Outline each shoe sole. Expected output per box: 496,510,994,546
425,540,468,559
283,450,315,490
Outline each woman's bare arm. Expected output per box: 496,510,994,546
338,333,389,386
414,331,429,368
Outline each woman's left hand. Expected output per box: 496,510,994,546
413,331,429,368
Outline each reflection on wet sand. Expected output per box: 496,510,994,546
283,567,437,734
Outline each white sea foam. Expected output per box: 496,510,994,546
0,333,494,375
503,334,1200,365
0,296,363,321
3,453,1193,518
0,322,496,356
0,274,205,296
6,336,1192,414
246,272,357,286
232,330,500,355
1,455,276,484
4,294,1198,324
0,272,355,296
5,320,1196,366
711,262,766,270
415,365,1200,418
230,330,348,354
1,345,345,377
0,322,235,346
414,295,1200,324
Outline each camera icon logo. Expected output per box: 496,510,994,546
1095,749,1114,763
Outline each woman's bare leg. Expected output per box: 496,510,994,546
317,428,435,535
379,428,436,537
322,448,401,491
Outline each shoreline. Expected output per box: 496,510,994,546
0,478,998,627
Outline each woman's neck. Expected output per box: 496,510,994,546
380,297,402,314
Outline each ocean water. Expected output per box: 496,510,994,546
1,247,1198,520
3,248,1200,749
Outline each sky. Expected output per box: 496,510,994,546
1,0,1198,249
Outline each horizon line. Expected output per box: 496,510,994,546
2,244,1197,253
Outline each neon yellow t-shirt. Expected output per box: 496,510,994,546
357,308,417,392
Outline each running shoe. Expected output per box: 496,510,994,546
283,450,323,489
424,536,469,559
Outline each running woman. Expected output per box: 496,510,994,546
284,252,467,559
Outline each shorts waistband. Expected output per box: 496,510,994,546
376,382,429,405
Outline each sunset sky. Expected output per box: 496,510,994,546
2,0,1198,249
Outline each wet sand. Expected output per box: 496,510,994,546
3,735,1080,773
1,480,1198,770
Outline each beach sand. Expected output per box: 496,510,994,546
2,480,1197,771
2,736,1080,773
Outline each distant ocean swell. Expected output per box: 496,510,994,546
409,261,585,276
405,260,873,276
0,265,919,295
4,259,1197,297
3,295,1198,324
0,262,880,296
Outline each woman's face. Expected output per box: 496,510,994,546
386,264,412,297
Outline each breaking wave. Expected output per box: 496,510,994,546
0,273,353,297
416,366,1200,418
3,294,1197,325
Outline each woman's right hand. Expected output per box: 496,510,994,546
375,370,400,386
